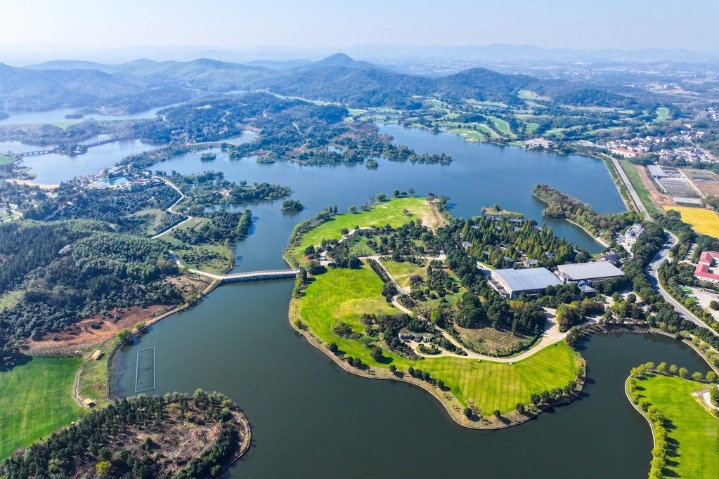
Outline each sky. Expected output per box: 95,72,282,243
1,0,718,53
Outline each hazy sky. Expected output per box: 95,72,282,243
1,0,718,52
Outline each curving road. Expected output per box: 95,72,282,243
646,232,719,336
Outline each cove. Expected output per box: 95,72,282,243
112,280,710,479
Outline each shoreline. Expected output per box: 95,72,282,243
287,298,586,430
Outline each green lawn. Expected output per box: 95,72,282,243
0,155,15,165
618,160,663,216
380,259,427,289
287,197,433,264
0,357,82,459
296,266,580,414
655,107,671,122
489,117,515,138
635,374,719,478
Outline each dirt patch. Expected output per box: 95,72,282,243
426,200,446,231
29,305,172,355
683,168,719,196
6,178,59,190
636,165,676,207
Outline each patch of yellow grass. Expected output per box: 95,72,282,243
666,206,719,238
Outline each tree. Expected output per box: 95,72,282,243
116,329,132,341
493,409,501,419
692,371,703,381
710,300,719,310
389,364,397,373
669,364,678,374
348,205,357,214
96,461,112,478
678,367,688,378
328,342,338,354
706,371,717,383
515,403,525,413
463,407,472,418
408,188,415,196
657,362,667,372
375,193,387,203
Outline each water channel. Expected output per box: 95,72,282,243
105,125,711,477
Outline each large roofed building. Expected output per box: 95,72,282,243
556,261,625,283
694,251,719,283
489,267,563,298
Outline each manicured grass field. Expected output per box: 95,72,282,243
380,260,427,289
619,160,663,216
296,266,580,414
288,197,434,263
0,155,15,165
635,374,719,478
489,117,514,138
655,107,671,122
0,356,82,459
666,206,719,238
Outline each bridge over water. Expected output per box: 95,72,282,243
192,269,300,283
169,250,298,283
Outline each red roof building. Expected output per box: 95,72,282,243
694,251,719,283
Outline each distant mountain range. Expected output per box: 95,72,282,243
0,52,652,115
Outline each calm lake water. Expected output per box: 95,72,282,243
0,105,171,126
110,125,711,478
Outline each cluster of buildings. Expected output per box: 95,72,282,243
488,260,625,298
694,251,719,284
78,167,158,190
523,138,555,149
601,130,714,163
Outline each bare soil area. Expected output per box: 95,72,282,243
636,164,676,207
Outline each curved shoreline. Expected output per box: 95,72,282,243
288,299,586,430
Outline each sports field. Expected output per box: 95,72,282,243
0,356,82,459
666,206,719,238
295,266,580,414
635,374,719,478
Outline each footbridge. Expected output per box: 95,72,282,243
169,250,298,283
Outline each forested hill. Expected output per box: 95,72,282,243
0,220,182,359
2,53,649,115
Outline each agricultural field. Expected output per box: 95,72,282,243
666,206,719,238
634,374,719,478
682,168,719,196
0,356,82,459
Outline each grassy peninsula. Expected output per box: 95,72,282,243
627,363,719,479
287,196,584,428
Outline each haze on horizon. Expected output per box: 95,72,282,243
1,0,718,56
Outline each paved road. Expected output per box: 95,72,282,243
610,156,651,221
646,232,719,336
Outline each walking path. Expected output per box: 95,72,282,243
151,176,192,239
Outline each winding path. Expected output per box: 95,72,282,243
151,176,192,239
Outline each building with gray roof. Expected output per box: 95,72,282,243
556,261,624,283
489,267,563,298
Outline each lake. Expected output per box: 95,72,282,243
108,125,707,479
